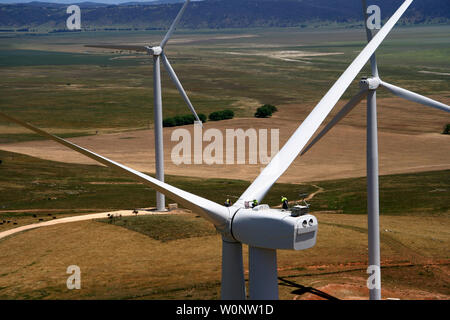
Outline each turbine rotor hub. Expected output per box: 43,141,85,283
359,77,381,90
146,46,163,56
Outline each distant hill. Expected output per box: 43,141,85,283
0,0,448,31
121,1,185,4
0,0,185,4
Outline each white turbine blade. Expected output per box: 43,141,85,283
380,80,450,113
161,53,202,124
301,89,369,156
237,0,413,204
160,0,191,48
0,111,229,229
85,44,148,52
362,0,379,77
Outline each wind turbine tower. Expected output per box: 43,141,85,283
87,0,200,211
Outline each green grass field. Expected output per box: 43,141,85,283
98,214,218,242
0,26,449,142
0,150,448,222
0,149,316,219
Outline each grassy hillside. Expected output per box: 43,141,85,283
0,149,448,222
0,0,449,31
0,149,316,219
0,207,448,299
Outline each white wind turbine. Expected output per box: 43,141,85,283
87,0,201,211
301,0,450,300
0,0,437,300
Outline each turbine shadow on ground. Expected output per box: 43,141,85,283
278,277,340,300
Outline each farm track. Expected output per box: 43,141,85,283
0,208,188,241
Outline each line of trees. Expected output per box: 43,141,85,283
163,104,282,127
163,109,235,127
163,114,206,127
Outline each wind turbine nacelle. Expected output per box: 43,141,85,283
232,205,318,250
147,46,162,56
359,77,380,90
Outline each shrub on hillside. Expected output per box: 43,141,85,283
173,115,185,127
255,104,278,118
163,117,176,127
222,109,235,119
263,104,278,113
209,109,235,121
198,113,207,123
209,111,221,121
182,114,196,125
443,124,450,134
255,108,271,118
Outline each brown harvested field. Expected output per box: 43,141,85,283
0,212,448,300
1,96,449,184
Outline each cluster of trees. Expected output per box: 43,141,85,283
209,109,235,121
163,110,235,127
163,114,206,127
255,104,278,118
